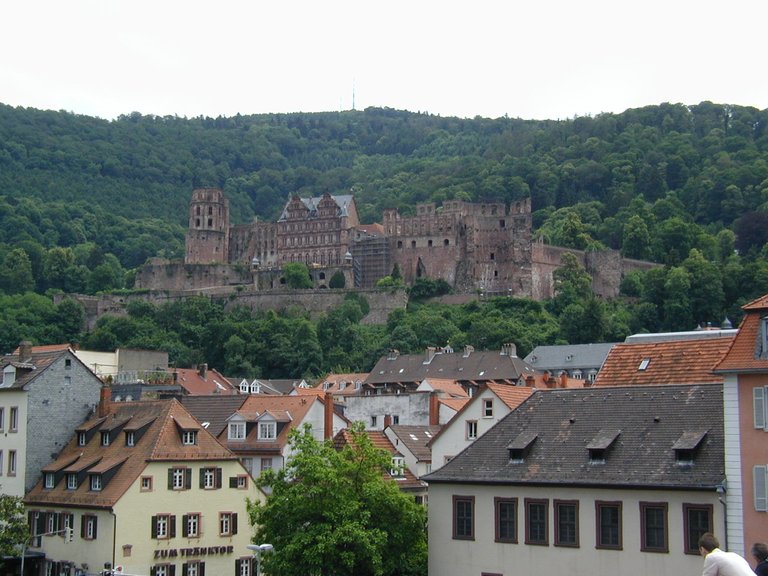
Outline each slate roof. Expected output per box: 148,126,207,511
180,395,248,437
0,348,90,390
387,425,442,461
25,400,237,509
424,384,724,490
524,343,617,371
714,294,768,373
366,346,534,386
592,336,733,387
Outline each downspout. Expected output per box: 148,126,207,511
111,509,118,573
717,481,728,551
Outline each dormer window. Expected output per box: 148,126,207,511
101,431,111,446
67,473,78,490
508,431,537,463
44,473,55,489
391,456,405,477
587,429,620,465
673,430,707,466
228,422,246,440
182,430,197,446
258,422,277,440
90,474,102,491
78,432,87,446
126,431,135,447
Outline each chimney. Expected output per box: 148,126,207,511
97,385,112,418
525,375,536,388
324,392,334,440
384,414,392,429
18,341,33,363
198,364,208,379
424,347,437,364
463,345,474,358
429,391,440,425
560,371,568,388
500,343,517,357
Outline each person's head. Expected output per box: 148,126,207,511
699,533,720,554
752,542,768,563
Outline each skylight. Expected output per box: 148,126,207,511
638,358,651,371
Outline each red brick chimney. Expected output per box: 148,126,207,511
429,392,440,425
383,414,392,429
560,371,568,388
18,341,33,363
97,385,112,418
324,392,334,440
525,375,536,388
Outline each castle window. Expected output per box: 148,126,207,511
397,241,403,249
411,241,416,248
208,206,213,215
196,206,201,215
428,240,433,247
207,218,213,227
444,239,449,246
490,252,495,261
195,218,200,227
500,219,506,228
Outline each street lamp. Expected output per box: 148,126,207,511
247,543,274,576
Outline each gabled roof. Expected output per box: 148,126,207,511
438,397,470,412
387,425,442,461
425,384,724,489
0,348,97,391
592,336,733,387
173,367,238,395
314,373,369,396
366,346,534,386
524,343,617,370
180,395,248,436
416,378,468,398
25,400,237,509
714,295,768,372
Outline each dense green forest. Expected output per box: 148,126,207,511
3,101,768,375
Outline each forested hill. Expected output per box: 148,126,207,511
2,101,768,295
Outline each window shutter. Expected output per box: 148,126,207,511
232,513,238,535
215,468,222,489
199,469,205,489
150,567,157,576
755,387,767,429
185,468,192,489
755,465,768,511
170,515,176,538
229,477,238,489
199,562,205,576
182,565,188,576
169,565,176,576
168,469,174,490
151,516,158,539
81,517,86,538
235,559,242,576
91,517,97,539
182,515,189,538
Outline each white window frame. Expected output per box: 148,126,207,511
755,465,768,511
126,431,135,447
186,513,200,538
203,468,216,489
8,450,16,476
238,558,251,576
260,458,273,473
172,468,186,490
186,561,201,576
44,473,55,489
90,474,102,491
754,387,768,430
101,431,110,446
153,565,168,576
67,473,77,489
390,456,405,477
78,432,87,446
9,406,18,432
156,514,169,539
258,421,276,440
84,516,97,540
483,399,494,418
141,476,153,491
228,422,246,440
181,430,197,445
466,420,478,440
220,512,233,536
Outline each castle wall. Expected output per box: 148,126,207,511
134,259,253,292
185,188,230,264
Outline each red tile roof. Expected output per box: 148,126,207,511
593,337,733,387
173,367,238,395
419,378,469,398
25,400,237,509
715,296,768,372
485,383,535,408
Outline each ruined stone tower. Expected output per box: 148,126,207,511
185,188,230,264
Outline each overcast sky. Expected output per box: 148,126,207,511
1,0,766,121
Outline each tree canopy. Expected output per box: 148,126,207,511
247,423,427,576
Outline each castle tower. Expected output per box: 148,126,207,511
185,188,230,264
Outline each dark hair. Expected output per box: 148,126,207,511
699,533,720,552
753,543,768,562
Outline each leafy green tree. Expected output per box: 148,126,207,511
248,423,427,576
0,494,28,559
621,215,651,260
663,267,693,330
0,248,35,294
283,262,313,289
328,269,346,289
550,253,592,315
